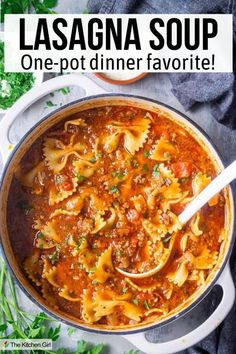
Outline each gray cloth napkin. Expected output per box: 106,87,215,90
88,0,236,129
88,1,236,354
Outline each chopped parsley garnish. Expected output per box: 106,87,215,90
96,152,102,158
163,234,172,243
143,300,151,310
89,156,97,163
109,185,119,194
1,0,58,23
67,327,76,336
37,231,44,239
58,87,70,95
0,42,35,109
144,150,151,158
111,170,127,180
115,251,121,257
74,172,86,182
46,100,57,107
132,298,139,306
38,242,44,249
142,163,149,172
130,158,139,169
89,267,97,274
152,164,160,178
56,244,61,252
76,236,86,250
48,244,61,265
122,287,128,294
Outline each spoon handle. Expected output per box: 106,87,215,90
179,160,236,225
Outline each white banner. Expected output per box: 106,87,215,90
4,14,233,73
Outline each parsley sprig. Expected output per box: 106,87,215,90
1,0,58,22
0,41,35,110
0,256,140,353
0,257,105,354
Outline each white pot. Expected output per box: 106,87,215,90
0,74,234,354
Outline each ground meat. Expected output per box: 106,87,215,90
77,218,93,236
160,213,170,225
137,230,146,247
117,256,130,269
133,174,146,184
116,221,130,236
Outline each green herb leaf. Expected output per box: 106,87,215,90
142,164,149,172
74,340,88,353
48,244,61,265
111,170,127,180
67,327,77,336
0,323,7,332
58,87,70,95
144,150,151,158
46,100,57,107
76,236,86,250
152,164,160,178
43,0,57,8
163,234,172,243
132,298,139,306
143,300,151,310
37,231,44,239
28,326,43,338
0,46,35,110
122,287,128,294
89,156,97,163
47,324,61,341
74,172,86,183
89,267,97,274
109,185,119,194
89,344,104,354
130,158,139,169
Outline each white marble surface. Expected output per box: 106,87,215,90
0,1,236,353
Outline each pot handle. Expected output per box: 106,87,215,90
123,264,235,354
0,74,106,165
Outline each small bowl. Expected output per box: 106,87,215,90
95,72,147,85
0,31,44,114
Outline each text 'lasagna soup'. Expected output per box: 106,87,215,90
8,105,226,328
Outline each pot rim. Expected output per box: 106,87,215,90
0,92,235,335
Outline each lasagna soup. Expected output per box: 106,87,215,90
8,105,226,328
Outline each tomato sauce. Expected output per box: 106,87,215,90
7,106,225,328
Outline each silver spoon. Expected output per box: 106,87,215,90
116,160,236,279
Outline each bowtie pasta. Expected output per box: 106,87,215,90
8,105,226,329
